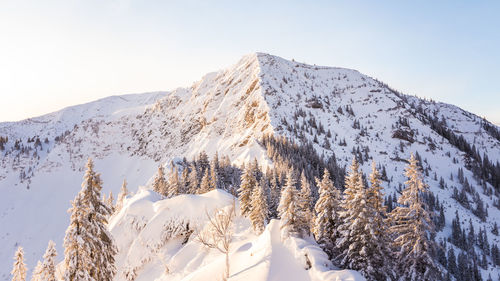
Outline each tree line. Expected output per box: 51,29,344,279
10,159,129,281
10,136,500,281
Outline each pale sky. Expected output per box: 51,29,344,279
1,0,499,124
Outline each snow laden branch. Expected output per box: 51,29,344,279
197,201,235,280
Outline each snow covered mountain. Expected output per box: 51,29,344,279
1,53,499,280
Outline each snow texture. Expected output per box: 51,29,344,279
0,52,499,279
103,188,364,281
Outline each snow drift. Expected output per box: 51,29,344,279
106,188,364,281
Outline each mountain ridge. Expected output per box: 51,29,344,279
1,53,499,280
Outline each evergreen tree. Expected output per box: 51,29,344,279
210,153,220,190
64,159,117,281
336,159,392,280
197,151,210,172
479,227,490,255
63,194,93,281
492,221,499,236
39,240,57,281
81,159,117,280
11,247,27,281
480,253,488,269
471,260,481,281
115,179,129,213
389,153,440,280
436,208,445,231
297,171,313,236
187,163,199,193
436,241,447,268
106,191,114,214
152,166,167,196
457,252,469,281
30,261,42,281
268,169,281,219
168,166,181,196
180,166,190,194
335,157,364,264
102,193,108,210
467,219,475,249
277,170,300,237
451,211,463,248
199,169,211,194
249,182,268,234
365,161,394,280
210,166,218,190
313,169,341,258
220,155,234,193
238,163,257,217
447,247,457,276
492,243,500,266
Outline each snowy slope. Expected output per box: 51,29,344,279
1,53,499,279
0,93,167,280
103,188,364,281
0,92,167,140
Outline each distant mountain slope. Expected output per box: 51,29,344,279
0,92,167,139
0,53,499,280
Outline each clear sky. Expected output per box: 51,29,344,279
1,0,499,124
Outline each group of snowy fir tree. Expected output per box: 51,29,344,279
332,154,441,280
239,160,269,234
9,151,447,281
236,153,441,281
151,151,238,198
11,240,58,281
10,159,128,281
333,154,441,280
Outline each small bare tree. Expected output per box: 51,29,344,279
197,202,235,280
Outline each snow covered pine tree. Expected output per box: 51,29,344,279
38,241,57,281
63,158,117,281
168,165,181,196
31,261,43,281
249,182,268,233
313,169,342,258
297,171,313,236
336,158,392,280
153,165,168,196
115,179,129,213
64,194,93,281
11,247,27,281
389,153,440,280
238,162,257,217
199,169,212,194
278,170,308,238
365,161,394,280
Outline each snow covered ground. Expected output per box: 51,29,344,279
105,188,364,281
0,52,499,279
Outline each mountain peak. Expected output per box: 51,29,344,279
1,53,500,279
